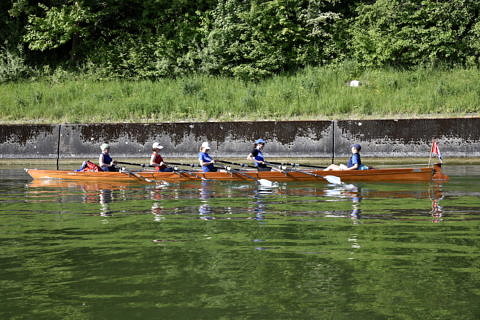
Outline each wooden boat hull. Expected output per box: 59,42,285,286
25,164,447,183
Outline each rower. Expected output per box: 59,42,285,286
150,142,174,172
247,138,275,171
99,143,119,172
198,142,218,172
324,143,363,171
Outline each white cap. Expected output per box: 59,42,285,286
201,142,210,149
100,143,110,150
152,142,164,150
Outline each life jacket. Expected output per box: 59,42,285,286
82,160,103,172
152,153,167,171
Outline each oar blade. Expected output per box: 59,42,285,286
324,175,342,185
258,179,274,187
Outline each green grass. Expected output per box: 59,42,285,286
0,65,479,123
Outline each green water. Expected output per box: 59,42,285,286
1,167,480,320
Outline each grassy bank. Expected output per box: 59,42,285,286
1,65,479,123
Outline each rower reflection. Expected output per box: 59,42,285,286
199,181,214,220
100,189,113,216
349,185,362,222
151,202,165,221
323,182,362,220
249,185,274,220
150,186,165,221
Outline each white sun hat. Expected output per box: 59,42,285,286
201,142,210,149
152,142,164,150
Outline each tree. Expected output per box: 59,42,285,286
200,0,345,80
349,0,480,68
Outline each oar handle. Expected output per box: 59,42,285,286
216,160,256,168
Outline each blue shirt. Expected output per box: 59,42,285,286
251,148,266,167
199,152,215,172
347,153,361,169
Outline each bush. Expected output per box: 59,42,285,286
0,46,31,82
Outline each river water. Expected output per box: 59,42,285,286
1,166,479,319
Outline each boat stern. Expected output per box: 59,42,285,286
432,163,449,181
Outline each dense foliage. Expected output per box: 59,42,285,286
1,0,480,82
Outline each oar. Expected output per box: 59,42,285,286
118,162,204,181
263,161,290,171
121,167,155,183
266,161,326,170
216,159,257,169
173,168,207,180
167,162,199,168
117,161,149,167
227,168,273,187
265,161,286,166
290,163,327,169
117,160,198,169
284,168,341,185
215,159,273,186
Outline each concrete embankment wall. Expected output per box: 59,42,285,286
1,118,480,159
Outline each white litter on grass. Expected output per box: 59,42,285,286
349,80,361,87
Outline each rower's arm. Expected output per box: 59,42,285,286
247,153,264,164
99,154,115,167
99,154,106,167
199,158,213,166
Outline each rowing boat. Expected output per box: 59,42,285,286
25,164,447,183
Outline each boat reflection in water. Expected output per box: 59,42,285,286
27,178,445,223
284,180,445,223
429,185,444,223
27,179,135,216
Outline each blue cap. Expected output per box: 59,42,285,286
255,139,266,144
352,144,361,151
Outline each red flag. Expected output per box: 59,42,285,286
431,141,443,162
